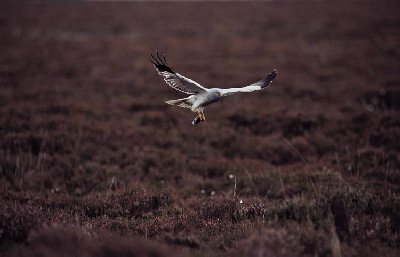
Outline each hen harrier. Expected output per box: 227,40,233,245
149,52,277,125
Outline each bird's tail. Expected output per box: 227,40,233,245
165,99,184,105
165,97,191,109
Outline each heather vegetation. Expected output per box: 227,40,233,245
1,1,399,256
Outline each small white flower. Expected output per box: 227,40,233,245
201,189,206,194
239,199,243,204
210,191,215,196
228,174,234,179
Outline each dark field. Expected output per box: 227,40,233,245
1,1,400,256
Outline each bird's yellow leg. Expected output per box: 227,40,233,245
200,111,206,121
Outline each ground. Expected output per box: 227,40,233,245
0,1,399,256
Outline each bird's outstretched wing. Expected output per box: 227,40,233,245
221,69,277,96
149,52,208,95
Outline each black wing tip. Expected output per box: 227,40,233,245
149,51,175,73
261,69,278,88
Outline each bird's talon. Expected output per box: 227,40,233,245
199,112,206,122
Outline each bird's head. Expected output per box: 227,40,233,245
211,89,223,98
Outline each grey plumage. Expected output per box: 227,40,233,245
149,52,277,125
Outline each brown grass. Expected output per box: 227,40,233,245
1,0,400,256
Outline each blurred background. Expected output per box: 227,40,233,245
1,1,399,257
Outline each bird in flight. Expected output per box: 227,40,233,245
149,52,277,125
